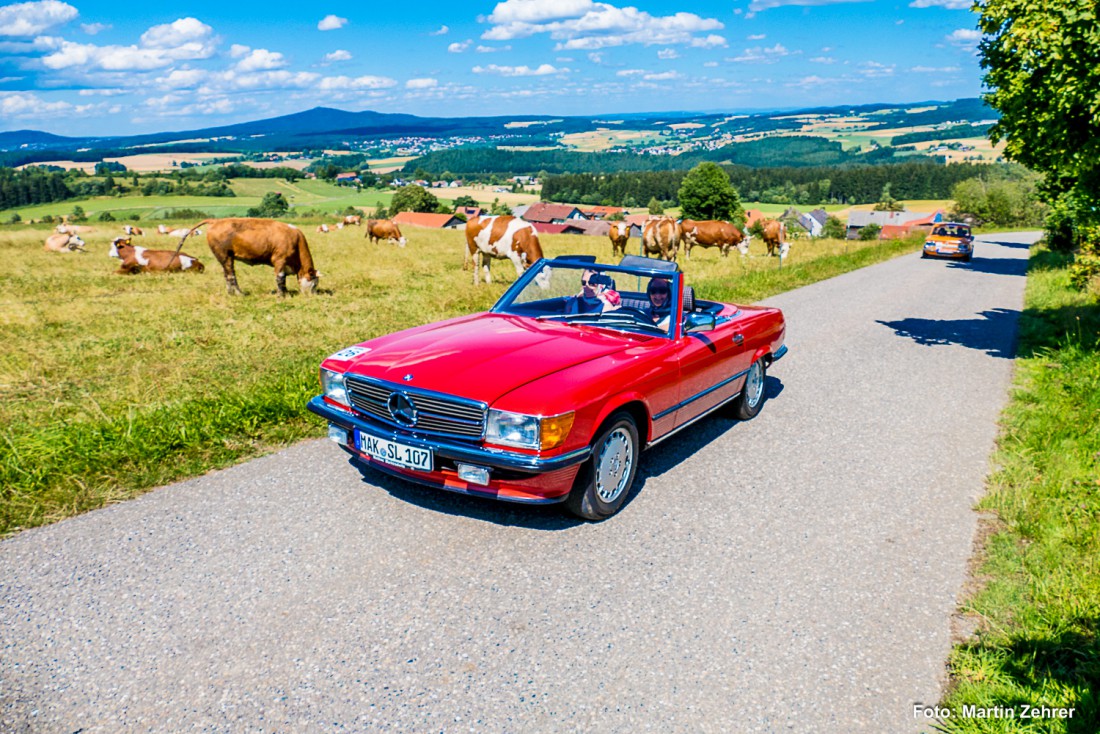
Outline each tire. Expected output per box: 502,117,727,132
566,411,640,521
732,359,767,421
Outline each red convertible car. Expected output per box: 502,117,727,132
308,254,787,520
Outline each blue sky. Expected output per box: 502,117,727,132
0,0,983,136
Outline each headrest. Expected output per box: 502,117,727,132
683,285,695,313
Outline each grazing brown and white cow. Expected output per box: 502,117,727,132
366,219,407,247
464,215,547,286
43,233,85,252
680,219,750,260
189,218,318,297
642,216,681,261
608,220,630,257
108,237,204,274
343,214,362,226
122,224,143,236
761,219,787,257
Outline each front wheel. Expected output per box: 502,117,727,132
732,359,766,421
566,411,640,521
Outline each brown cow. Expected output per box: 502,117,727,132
761,219,787,256
343,214,362,226
642,216,681,261
188,218,318,297
109,237,204,274
681,219,750,260
43,233,85,252
608,220,630,257
366,219,407,247
464,215,548,286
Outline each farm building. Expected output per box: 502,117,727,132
522,203,589,225
846,210,944,239
392,212,465,229
455,206,482,219
581,205,626,220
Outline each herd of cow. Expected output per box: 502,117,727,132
38,211,790,296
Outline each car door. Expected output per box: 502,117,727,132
671,295,754,427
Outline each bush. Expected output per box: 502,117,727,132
159,208,209,220
97,211,115,222
7,212,21,224
823,215,846,239
70,205,87,223
859,223,881,241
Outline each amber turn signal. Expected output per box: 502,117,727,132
539,412,575,450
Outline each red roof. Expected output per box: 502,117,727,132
534,223,575,235
744,209,768,228
582,205,625,218
392,211,462,228
522,202,586,223
624,214,650,227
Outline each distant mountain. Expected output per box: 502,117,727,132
0,98,997,167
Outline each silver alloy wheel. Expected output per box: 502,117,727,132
744,360,764,408
595,427,634,503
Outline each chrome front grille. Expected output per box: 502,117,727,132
344,375,487,439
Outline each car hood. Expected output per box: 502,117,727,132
344,314,644,405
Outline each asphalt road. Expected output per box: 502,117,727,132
1,233,1035,733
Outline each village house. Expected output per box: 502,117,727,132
392,211,465,229
521,202,589,225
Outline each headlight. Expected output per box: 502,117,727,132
320,368,348,405
486,409,575,450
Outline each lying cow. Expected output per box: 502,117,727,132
681,219,750,260
642,216,681,262
464,215,548,286
157,224,170,235
188,218,318,297
108,237,204,274
608,221,630,257
317,224,331,234
122,225,144,236
43,233,85,252
761,219,787,257
167,227,200,238
55,224,93,235
343,214,362,226
366,219,407,247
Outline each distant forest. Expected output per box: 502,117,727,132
0,168,73,210
543,161,995,207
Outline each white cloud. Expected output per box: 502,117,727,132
213,70,320,90
748,33,765,40
728,43,790,63
910,0,971,7
616,68,645,76
140,17,213,50
81,22,109,35
156,68,207,88
472,63,568,76
0,0,77,36
406,77,437,89
235,48,286,72
810,56,835,64
317,14,347,31
644,70,679,80
690,34,726,48
324,49,352,62
145,93,234,116
77,87,126,96
947,28,980,50
859,61,895,77
911,65,959,73
748,0,872,11
317,74,397,90
448,39,472,52
430,25,449,35
230,43,250,58
657,48,678,59
703,60,718,67
476,44,511,52
483,1,725,51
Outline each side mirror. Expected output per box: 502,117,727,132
684,312,716,333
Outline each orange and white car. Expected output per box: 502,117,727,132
922,222,974,262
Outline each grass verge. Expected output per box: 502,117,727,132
0,224,921,535
938,244,1100,733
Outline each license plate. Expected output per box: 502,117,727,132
355,430,433,471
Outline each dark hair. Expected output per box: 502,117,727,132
647,278,670,294
588,273,614,288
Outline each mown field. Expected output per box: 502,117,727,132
939,244,1100,733
0,221,923,534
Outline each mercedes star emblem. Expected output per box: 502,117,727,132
388,392,418,427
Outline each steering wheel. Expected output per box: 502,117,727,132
609,307,652,321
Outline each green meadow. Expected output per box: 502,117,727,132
0,220,921,534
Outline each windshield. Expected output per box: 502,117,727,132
494,260,677,338
933,224,970,238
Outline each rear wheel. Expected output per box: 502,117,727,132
566,411,639,521
732,359,766,421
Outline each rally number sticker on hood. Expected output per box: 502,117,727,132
328,346,371,361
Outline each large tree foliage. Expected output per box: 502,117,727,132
678,162,743,221
978,0,1100,239
389,184,440,214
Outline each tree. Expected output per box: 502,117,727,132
247,191,289,218
70,205,86,222
872,183,904,212
858,223,881,241
97,211,115,221
977,0,1100,246
489,198,512,216
648,197,664,215
677,161,743,221
453,194,478,209
823,215,847,239
390,185,440,214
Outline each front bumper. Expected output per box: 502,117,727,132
923,242,972,259
307,396,589,503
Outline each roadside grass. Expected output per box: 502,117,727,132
0,223,920,534
938,244,1100,733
